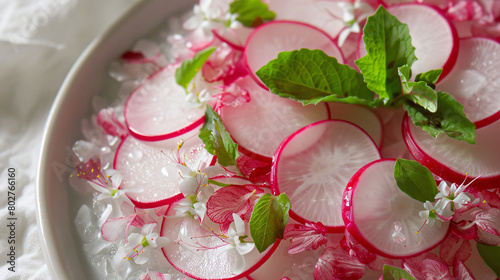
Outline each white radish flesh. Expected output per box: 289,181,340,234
219,76,329,160
271,120,381,232
437,37,500,128
403,115,500,189
244,20,344,87
124,64,206,141
328,102,384,149
342,158,450,259
114,136,213,208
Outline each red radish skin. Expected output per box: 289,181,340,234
212,27,253,51
114,135,213,209
219,76,329,161
342,158,450,259
244,20,344,88
436,37,500,128
271,120,381,233
160,202,280,280
124,64,207,142
402,115,500,190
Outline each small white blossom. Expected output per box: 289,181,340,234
435,179,475,210
419,199,453,226
336,0,374,46
217,214,255,274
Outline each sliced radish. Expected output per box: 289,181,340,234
271,120,381,232
219,76,329,161
114,135,213,208
328,102,384,149
437,37,500,128
342,158,450,259
160,202,280,279
402,115,500,189
124,64,206,141
358,4,458,80
212,27,254,50
244,20,344,87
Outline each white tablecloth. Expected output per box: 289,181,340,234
0,0,140,278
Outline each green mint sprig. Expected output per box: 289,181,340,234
175,46,216,92
229,0,275,27
256,49,378,107
382,265,417,280
394,159,437,203
249,193,290,253
256,5,475,143
198,105,239,167
477,243,500,277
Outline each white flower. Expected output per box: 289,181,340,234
336,0,374,46
435,179,476,210
183,0,237,37
217,214,255,275
114,223,170,266
419,199,453,226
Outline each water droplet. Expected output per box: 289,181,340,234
127,150,143,160
161,166,169,176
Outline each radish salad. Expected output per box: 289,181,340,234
70,0,500,279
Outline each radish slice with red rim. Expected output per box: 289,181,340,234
403,115,500,189
342,158,450,259
271,120,381,232
437,37,500,128
357,3,458,80
114,135,213,208
212,27,254,50
244,20,344,88
160,202,280,280
124,64,207,142
219,76,329,161
328,102,384,149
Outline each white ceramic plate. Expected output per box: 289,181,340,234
36,1,196,279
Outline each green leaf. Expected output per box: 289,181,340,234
249,193,291,253
382,265,417,280
477,243,500,277
229,0,275,27
404,91,476,144
256,49,377,107
175,46,216,91
198,105,239,167
355,6,417,103
415,69,443,88
394,159,437,203
397,66,438,112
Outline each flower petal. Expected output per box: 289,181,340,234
313,246,365,280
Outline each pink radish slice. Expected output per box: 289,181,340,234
160,202,280,280
271,120,381,232
402,115,500,189
266,0,346,38
212,27,254,50
124,64,206,142
219,76,329,161
436,37,500,128
244,20,344,88
328,102,384,149
386,4,458,79
114,135,213,208
342,158,450,259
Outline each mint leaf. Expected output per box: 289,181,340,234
230,0,275,27
394,159,437,203
256,49,377,106
198,105,239,167
397,66,439,112
175,46,216,91
356,6,416,102
249,193,291,253
404,91,476,144
477,243,500,277
415,69,442,88
383,265,417,280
